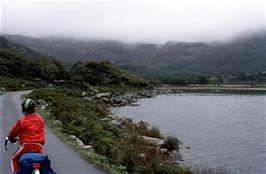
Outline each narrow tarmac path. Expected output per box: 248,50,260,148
0,91,107,174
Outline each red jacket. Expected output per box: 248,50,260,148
8,113,45,145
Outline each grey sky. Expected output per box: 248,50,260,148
1,0,265,43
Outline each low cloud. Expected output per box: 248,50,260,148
2,0,265,43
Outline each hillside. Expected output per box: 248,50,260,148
0,36,150,87
4,32,265,80
0,36,67,81
0,36,47,59
71,61,150,87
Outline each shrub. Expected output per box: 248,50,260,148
161,136,182,151
126,121,162,138
70,61,150,87
138,155,161,174
118,143,139,173
146,126,161,138
94,137,117,158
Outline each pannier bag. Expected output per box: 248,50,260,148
16,153,56,174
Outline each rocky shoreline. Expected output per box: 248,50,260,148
91,89,178,108
86,89,185,164
37,88,185,166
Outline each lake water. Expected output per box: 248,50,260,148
111,93,266,174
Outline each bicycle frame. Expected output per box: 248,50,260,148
5,137,41,174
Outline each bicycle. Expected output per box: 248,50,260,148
5,137,42,174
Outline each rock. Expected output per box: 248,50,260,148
88,86,99,93
186,146,191,149
0,87,6,91
124,117,133,124
110,120,122,127
138,153,146,158
120,99,128,106
69,135,84,146
93,89,99,93
160,148,168,154
81,92,87,96
38,99,47,105
100,117,112,122
168,150,182,162
95,92,111,98
105,104,111,108
101,97,110,103
112,96,123,104
83,97,91,101
54,120,62,127
141,136,165,147
82,145,93,150
111,96,129,106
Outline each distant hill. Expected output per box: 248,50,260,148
71,61,150,87
0,35,47,59
0,36,67,81
0,36,150,87
4,32,266,81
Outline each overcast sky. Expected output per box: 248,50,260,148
1,0,265,43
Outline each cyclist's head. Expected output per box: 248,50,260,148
22,98,36,114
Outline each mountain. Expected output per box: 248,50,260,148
0,36,67,81
0,35,47,59
0,36,150,87
4,32,266,80
0,36,28,76
4,35,160,65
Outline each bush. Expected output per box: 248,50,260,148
71,61,150,87
131,121,162,138
94,137,117,158
161,136,182,151
118,143,139,173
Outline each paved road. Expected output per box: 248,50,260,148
0,91,107,174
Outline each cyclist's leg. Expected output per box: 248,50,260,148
11,146,26,172
11,144,43,172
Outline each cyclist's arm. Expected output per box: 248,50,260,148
8,119,22,141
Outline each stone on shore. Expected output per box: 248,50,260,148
95,92,111,98
168,150,182,163
141,135,165,147
69,135,84,147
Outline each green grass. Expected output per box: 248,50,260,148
0,76,42,91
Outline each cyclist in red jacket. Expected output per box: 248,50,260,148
7,98,45,173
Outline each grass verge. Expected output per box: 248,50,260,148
0,76,43,91
37,109,122,174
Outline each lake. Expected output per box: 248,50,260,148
111,93,266,174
